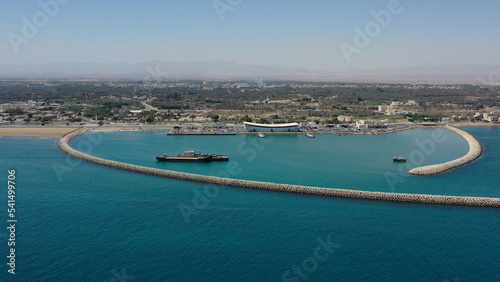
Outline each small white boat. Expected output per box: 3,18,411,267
306,133,315,138
258,133,265,138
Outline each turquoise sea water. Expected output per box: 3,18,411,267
1,127,499,281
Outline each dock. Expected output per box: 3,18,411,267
167,129,236,135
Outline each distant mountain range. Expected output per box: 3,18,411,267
0,60,499,84
0,60,288,79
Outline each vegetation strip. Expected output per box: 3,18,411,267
57,128,499,208
408,126,483,175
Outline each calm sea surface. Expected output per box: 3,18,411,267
1,127,499,281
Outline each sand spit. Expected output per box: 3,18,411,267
57,128,499,208
408,126,483,176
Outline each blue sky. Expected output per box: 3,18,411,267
1,0,499,71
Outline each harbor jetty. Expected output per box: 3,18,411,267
409,126,483,175
57,128,500,208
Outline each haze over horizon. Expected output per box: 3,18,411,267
1,0,499,74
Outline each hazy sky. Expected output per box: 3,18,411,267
1,0,499,71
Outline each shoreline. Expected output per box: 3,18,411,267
56,127,500,208
0,127,79,137
408,126,483,175
0,122,498,137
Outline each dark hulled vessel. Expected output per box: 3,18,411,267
156,150,229,162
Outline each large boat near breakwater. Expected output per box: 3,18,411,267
156,150,229,162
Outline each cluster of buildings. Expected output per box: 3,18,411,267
0,100,48,111
482,112,499,123
0,100,80,126
201,80,266,90
242,120,395,132
377,101,418,115
355,119,391,129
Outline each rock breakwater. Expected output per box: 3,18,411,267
57,128,499,208
409,126,483,175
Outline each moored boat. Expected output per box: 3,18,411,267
207,153,229,161
258,133,265,138
156,150,229,162
306,133,315,138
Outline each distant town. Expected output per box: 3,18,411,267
0,79,498,130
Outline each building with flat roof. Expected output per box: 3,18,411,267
244,122,299,132
337,115,354,123
483,112,499,123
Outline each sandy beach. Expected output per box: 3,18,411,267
0,127,79,137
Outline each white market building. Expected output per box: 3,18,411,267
244,122,299,132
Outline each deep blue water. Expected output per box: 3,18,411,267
0,127,499,281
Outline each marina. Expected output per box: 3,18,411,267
57,127,499,207
167,127,237,135
5,125,499,281
0,133,499,281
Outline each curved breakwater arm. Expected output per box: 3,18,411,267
57,128,499,208
408,126,483,175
